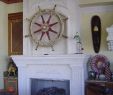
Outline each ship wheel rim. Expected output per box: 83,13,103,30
29,9,63,47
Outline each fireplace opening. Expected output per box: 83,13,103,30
31,78,70,95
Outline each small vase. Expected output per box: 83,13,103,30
99,74,106,81
88,71,96,80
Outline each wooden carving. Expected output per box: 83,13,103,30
91,15,101,53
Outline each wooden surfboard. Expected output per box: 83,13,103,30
91,15,101,53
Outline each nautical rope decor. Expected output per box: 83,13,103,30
89,55,112,81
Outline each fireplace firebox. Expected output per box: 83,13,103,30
31,79,70,95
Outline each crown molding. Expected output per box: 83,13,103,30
0,0,23,4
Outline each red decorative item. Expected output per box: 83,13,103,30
7,86,15,93
90,55,112,80
4,77,18,95
105,63,112,81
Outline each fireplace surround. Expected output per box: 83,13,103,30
11,54,89,95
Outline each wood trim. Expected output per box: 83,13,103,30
8,12,23,20
8,12,23,55
0,0,23,4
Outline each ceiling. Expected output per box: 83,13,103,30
0,0,23,4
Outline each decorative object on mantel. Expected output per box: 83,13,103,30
74,32,83,54
91,15,101,53
25,5,68,51
87,55,112,81
106,25,113,51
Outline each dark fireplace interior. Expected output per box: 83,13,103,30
31,78,70,95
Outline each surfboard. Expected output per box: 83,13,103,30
91,15,101,53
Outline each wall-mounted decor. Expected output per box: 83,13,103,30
8,12,23,55
25,5,68,51
91,15,101,53
106,25,113,51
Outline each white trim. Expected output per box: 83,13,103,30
80,5,113,14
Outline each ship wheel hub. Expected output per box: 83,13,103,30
42,24,49,32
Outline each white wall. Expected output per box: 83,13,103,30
0,1,23,89
23,0,81,55
7,2,23,13
0,1,8,89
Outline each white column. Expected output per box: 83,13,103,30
17,64,27,95
70,64,85,95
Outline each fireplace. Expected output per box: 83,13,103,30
31,79,70,95
11,54,89,95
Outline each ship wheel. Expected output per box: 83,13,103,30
27,5,67,50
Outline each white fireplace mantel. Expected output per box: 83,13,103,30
11,54,89,95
